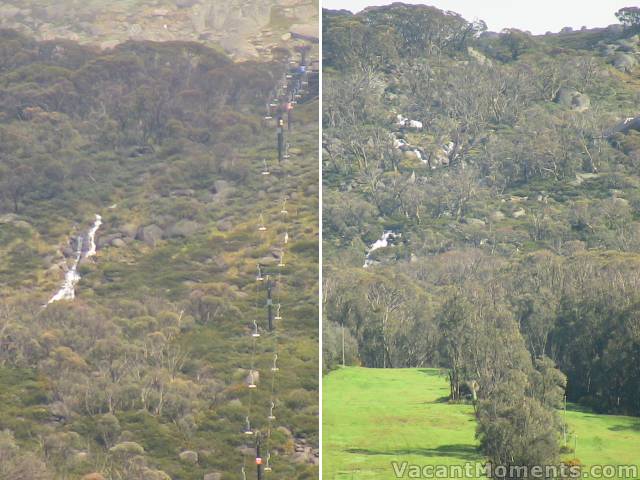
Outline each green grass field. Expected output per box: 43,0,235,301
323,367,640,480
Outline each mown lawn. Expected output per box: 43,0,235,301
323,367,481,479
323,367,640,480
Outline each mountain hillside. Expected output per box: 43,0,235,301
323,3,640,470
0,29,318,480
0,0,318,60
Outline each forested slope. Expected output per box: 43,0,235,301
0,29,318,480
323,3,640,469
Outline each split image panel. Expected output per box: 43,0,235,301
322,2,640,479
0,2,318,479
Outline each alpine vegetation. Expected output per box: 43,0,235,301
323,3,640,478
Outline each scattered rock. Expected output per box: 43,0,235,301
165,220,201,238
554,87,590,112
512,208,526,218
111,238,126,248
612,52,637,72
179,450,198,464
97,233,123,248
490,211,505,222
119,223,138,238
607,116,640,136
291,444,319,465
136,224,164,247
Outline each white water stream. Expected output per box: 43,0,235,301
363,230,399,268
47,214,102,304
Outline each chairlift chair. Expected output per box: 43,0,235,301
244,417,253,435
261,159,270,175
274,304,282,321
280,199,288,215
271,354,279,372
258,214,267,231
264,453,272,472
268,401,276,421
252,320,261,338
256,264,264,281
248,371,257,389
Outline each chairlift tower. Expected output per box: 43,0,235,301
266,275,274,331
256,432,263,480
276,116,285,163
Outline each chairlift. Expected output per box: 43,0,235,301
268,401,276,421
264,452,272,472
280,199,288,215
274,304,282,321
244,417,253,435
248,371,257,389
261,159,270,175
242,466,247,480
271,354,279,372
258,214,267,231
284,232,289,244
252,320,261,338
256,264,264,281
278,250,285,268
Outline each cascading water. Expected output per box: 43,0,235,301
85,214,102,258
363,230,399,268
47,214,102,304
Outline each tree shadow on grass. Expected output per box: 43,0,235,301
433,395,451,403
345,444,479,461
417,368,447,377
608,420,640,432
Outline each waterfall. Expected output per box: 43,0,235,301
85,214,102,258
47,214,102,304
363,230,399,268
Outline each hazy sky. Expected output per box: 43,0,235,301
322,0,630,34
